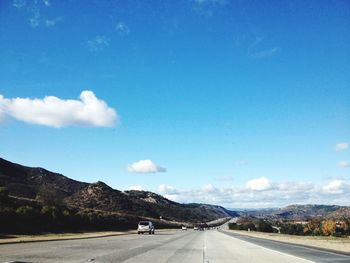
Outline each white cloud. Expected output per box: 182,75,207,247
0,90,117,128
246,176,271,191
87,36,110,52
153,179,350,208
202,184,218,194
338,160,349,168
158,184,179,195
127,160,166,173
0,104,5,122
45,17,62,27
115,22,130,35
128,185,143,191
323,180,346,194
335,142,348,151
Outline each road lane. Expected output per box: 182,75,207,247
0,230,188,263
1,229,349,262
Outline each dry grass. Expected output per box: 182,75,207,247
0,231,135,244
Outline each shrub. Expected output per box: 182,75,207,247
257,219,273,233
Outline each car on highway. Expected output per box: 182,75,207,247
193,226,199,230
137,221,155,234
181,226,187,230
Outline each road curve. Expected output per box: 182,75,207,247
0,229,349,263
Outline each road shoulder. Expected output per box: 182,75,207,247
0,231,135,244
221,229,350,255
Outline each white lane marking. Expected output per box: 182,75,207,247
219,231,315,263
203,231,209,263
128,245,143,250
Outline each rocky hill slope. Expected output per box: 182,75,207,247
0,157,237,223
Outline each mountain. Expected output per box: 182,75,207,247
239,204,350,221
0,157,237,225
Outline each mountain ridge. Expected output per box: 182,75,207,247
0,157,237,224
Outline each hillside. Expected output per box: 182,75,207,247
239,204,350,221
0,158,88,200
0,157,236,226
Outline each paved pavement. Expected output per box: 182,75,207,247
0,229,349,263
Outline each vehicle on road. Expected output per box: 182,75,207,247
193,226,199,230
181,226,187,230
137,221,155,234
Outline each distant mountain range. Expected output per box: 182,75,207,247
238,204,350,221
0,157,237,225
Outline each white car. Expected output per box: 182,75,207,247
181,226,187,230
137,221,155,234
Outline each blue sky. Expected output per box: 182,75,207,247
0,0,349,208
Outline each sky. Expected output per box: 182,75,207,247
0,0,349,208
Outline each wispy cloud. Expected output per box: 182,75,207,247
13,0,26,8
13,0,59,28
214,176,233,182
194,0,226,5
115,22,130,35
335,142,348,151
158,184,179,195
192,0,226,17
29,11,40,28
0,91,117,128
236,160,248,166
87,36,110,52
127,160,166,173
248,37,280,59
338,160,349,168
45,16,62,27
42,0,50,7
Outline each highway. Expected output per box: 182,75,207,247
0,229,349,263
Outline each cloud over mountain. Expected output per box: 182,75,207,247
246,176,271,191
127,160,166,173
156,178,350,208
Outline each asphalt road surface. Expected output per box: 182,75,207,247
0,229,349,263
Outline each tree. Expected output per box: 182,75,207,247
36,186,63,206
0,187,9,203
304,218,322,235
257,219,273,233
322,220,336,236
228,223,238,230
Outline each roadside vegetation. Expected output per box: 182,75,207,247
0,186,227,235
0,186,167,234
228,217,350,237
